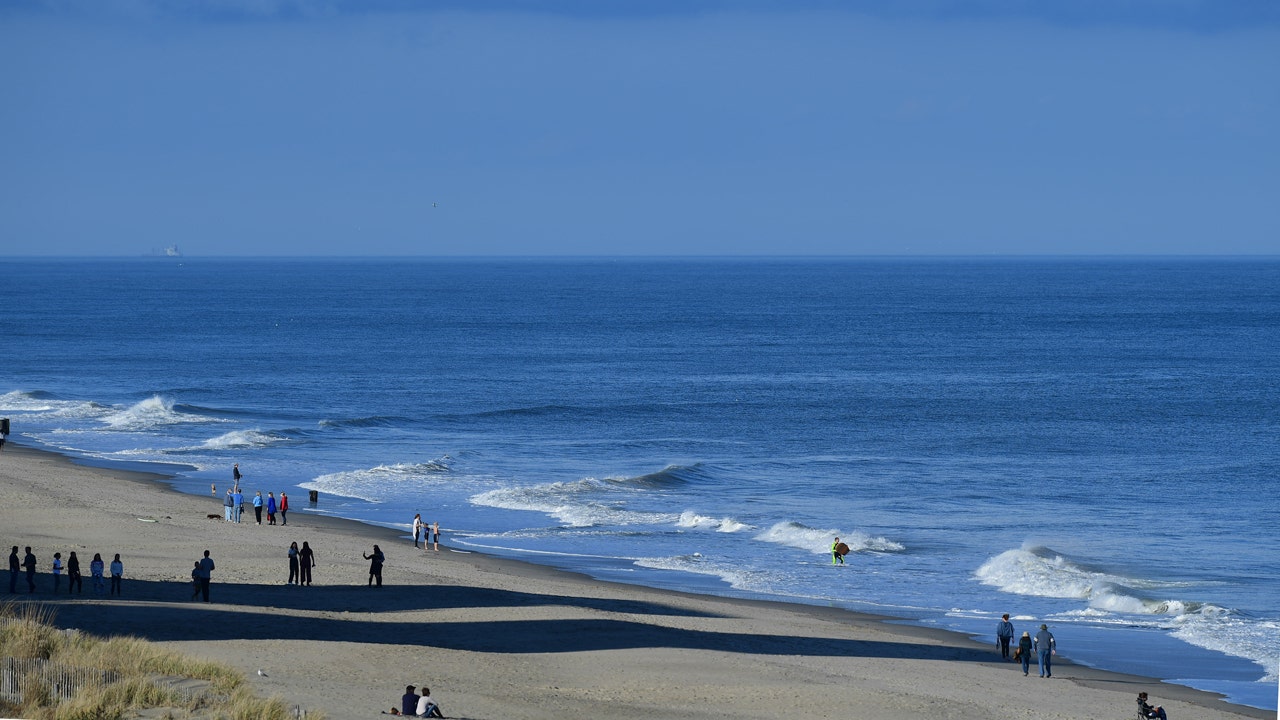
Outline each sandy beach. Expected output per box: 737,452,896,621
0,442,1268,720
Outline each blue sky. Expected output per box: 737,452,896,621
2,1,1277,256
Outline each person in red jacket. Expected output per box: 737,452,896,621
279,492,289,525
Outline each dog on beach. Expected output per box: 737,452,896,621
207,513,221,520
1012,647,1022,661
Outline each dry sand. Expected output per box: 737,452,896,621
0,443,1269,720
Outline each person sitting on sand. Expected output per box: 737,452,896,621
400,685,420,716
414,687,445,718
1137,692,1168,720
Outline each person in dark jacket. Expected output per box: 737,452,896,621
8,546,18,593
364,545,385,587
22,547,38,593
400,685,420,716
1137,692,1168,720
996,613,1015,660
1016,631,1033,675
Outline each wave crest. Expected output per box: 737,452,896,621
300,459,452,502
102,395,213,430
754,521,905,554
975,547,1201,616
471,480,676,528
676,510,752,533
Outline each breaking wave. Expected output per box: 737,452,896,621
977,546,1280,682
471,479,677,528
102,395,217,430
754,521,905,554
300,459,453,503
676,510,752,533
974,547,1201,615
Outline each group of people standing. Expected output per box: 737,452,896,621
996,614,1171,717
218,464,289,526
411,514,441,552
9,545,124,596
995,613,1057,677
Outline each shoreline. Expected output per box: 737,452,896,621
2,441,1270,720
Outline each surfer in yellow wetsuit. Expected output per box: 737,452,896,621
832,537,845,565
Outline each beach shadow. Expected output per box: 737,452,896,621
29,580,988,664
17,576,723,619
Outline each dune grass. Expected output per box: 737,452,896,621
0,601,317,719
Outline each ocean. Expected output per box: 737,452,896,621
3,257,1277,710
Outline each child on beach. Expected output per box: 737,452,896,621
191,561,202,600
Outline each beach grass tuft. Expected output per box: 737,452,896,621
0,601,318,719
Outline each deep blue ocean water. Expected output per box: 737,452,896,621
3,257,1277,710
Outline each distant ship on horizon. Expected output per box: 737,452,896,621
165,245,181,257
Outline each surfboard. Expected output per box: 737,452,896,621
835,542,850,556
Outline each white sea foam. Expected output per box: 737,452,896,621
102,396,207,430
974,547,1193,616
471,479,677,528
0,391,110,420
754,521,905,554
676,510,752,533
193,430,288,450
633,554,761,591
1172,613,1280,683
300,460,452,503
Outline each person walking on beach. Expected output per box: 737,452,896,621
364,544,385,587
431,521,440,552
831,536,844,565
299,541,315,586
22,547,38,593
52,552,63,593
413,513,423,549
996,613,1015,660
233,463,242,485
89,553,105,594
253,491,264,525
279,492,289,525
8,546,19,593
1017,631,1033,675
67,551,82,593
224,489,234,521
267,492,277,525
1033,623,1056,678
110,553,123,595
287,542,300,585
197,550,215,602
190,561,202,600
233,488,244,523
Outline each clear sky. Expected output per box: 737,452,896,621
2,0,1277,256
